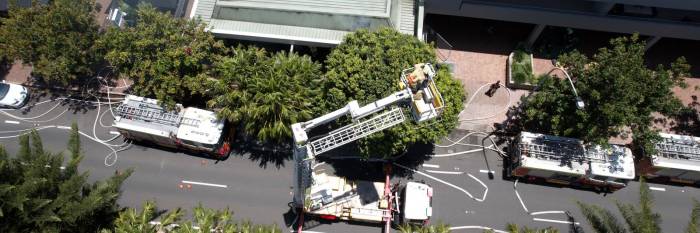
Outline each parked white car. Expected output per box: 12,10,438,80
0,81,29,108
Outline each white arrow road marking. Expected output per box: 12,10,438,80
649,186,666,192
182,180,228,188
533,218,580,225
4,120,19,124
422,163,440,168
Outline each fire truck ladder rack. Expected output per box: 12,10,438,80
656,138,700,161
520,142,611,163
115,104,182,127
310,107,405,156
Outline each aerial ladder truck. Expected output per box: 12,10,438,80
290,63,445,232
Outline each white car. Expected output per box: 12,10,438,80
0,82,29,108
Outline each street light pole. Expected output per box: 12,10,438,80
552,60,585,109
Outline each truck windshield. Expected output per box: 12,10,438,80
0,83,9,100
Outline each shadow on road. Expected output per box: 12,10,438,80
232,135,292,169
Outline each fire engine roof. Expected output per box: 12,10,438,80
652,133,700,172
518,132,587,175
403,182,432,221
588,145,636,180
176,107,225,145
113,95,181,138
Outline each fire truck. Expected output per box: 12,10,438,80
508,132,635,191
290,63,442,230
638,133,700,185
113,95,232,158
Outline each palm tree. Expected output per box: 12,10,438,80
577,179,699,233
206,46,322,144
483,224,558,233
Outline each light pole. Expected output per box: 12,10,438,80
552,59,585,109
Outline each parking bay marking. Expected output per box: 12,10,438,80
182,180,228,188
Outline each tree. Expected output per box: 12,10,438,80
105,201,281,233
483,224,558,233
398,221,451,233
514,34,689,153
322,27,465,158
204,46,323,144
0,0,101,85
97,4,227,108
0,124,132,232
576,179,700,233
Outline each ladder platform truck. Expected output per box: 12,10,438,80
290,63,443,231
508,132,635,191
113,95,232,158
638,133,700,185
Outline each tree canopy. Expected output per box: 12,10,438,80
204,46,322,144
105,201,280,233
322,27,465,158
0,0,101,85
97,4,226,108
514,35,689,153
0,123,132,232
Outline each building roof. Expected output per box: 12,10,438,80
191,0,417,46
216,0,390,18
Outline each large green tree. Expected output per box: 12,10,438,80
97,4,226,107
204,46,322,143
322,27,465,158
576,179,700,233
0,123,132,232
105,201,280,233
515,35,689,153
0,0,101,85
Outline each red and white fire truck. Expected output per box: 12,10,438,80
508,132,635,191
638,133,700,185
113,95,232,158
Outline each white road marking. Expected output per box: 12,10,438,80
425,170,464,175
514,179,529,213
433,148,484,157
109,131,120,135
422,163,440,168
533,218,580,225
530,211,566,216
479,169,495,174
60,166,65,170
468,173,489,201
4,120,19,124
56,125,71,130
449,226,507,233
182,180,228,188
649,186,666,191
394,163,484,202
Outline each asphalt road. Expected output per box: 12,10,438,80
1,96,699,233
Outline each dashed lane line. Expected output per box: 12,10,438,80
479,169,495,174
533,218,580,225
422,163,440,168
649,186,666,192
450,226,507,233
4,120,19,124
425,170,464,175
181,180,228,188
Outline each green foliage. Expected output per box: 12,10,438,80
106,201,281,233
322,27,465,158
511,50,534,85
205,46,322,143
495,223,558,233
577,201,626,233
0,0,101,85
398,221,451,233
515,34,689,151
0,128,132,232
687,199,700,233
97,4,227,108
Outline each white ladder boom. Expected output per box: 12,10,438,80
115,104,182,127
309,108,405,156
